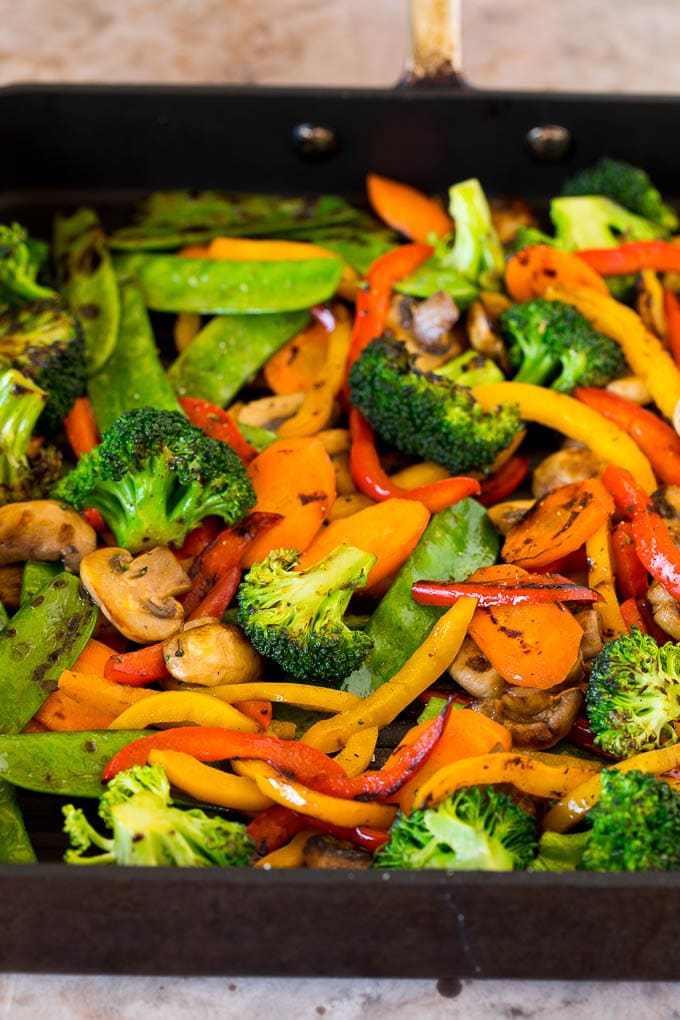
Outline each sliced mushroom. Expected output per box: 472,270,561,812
447,635,506,699
475,685,584,750
486,498,535,536
489,197,540,245
236,392,306,431
0,500,97,572
302,834,372,870
466,299,510,372
163,619,264,686
411,292,460,351
647,580,680,641
605,375,652,405
80,546,191,643
531,447,604,499
572,607,604,662
385,295,464,371
651,487,680,546
0,565,23,610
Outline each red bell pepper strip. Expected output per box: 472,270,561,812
664,288,680,366
620,596,651,635
246,806,388,856
103,642,169,687
102,726,347,783
602,463,680,601
411,574,603,607
81,507,106,532
610,521,649,600
172,517,222,562
180,396,258,464
345,243,433,379
619,596,670,645
187,569,242,621
574,387,680,486
478,455,530,507
181,512,281,618
348,408,480,513
568,716,618,760
577,241,680,276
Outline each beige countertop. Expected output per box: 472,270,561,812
1,1,679,1015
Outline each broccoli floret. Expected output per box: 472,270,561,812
550,195,666,252
0,223,56,306
528,829,589,871
0,367,63,504
580,769,680,871
0,299,85,433
561,158,678,233
499,297,627,394
446,178,505,290
348,334,522,474
237,544,375,685
372,786,537,871
63,763,253,867
434,349,505,387
586,629,680,758
52,406,255,553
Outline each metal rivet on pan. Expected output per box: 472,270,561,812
290,123,341,161
526,124,572,162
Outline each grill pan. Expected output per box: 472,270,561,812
1,0,679,980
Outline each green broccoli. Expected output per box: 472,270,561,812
372,786,537,871
0,367,63,504
52,406,255,553
528,829,590,871
348,334,523,474
0,300,85,433
586,629,680,758
434,349,505,387
0,223,56,306
237,544,375,685
499,297,627,393
63,763,253,867
580,769,680,871
561,158,678,233
550,195,666,253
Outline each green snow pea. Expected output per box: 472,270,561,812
167,310,309,407
114,254,343,314
20,561,61,605
53,208,120,375
0,782,36,863
343,499,499,697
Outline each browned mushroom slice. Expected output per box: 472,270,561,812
476,686,584,750
572,607,604,661
531,447,604,499
302,834,372,870
466,299,509,372
486,499,535,536
0,565,23,609
489,197,540,245
79,546,191,643
447,635,505,699
236,392,306,432
163,620,264,686
0,500,97,572
385,294,464,371
647,580,680,641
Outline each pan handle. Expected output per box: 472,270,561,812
400,0,464,87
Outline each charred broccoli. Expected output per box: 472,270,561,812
434,349,505,387
0,367,63,504
237,544,375,685
586,629,680,758
52,406,255,553
561,158,678,233
0,300,85,433
499,297,627,393
348,334,522,474
0,223,56,306
63,763,253,867
372,785,537,871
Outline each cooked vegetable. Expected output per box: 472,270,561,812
504,245,608,303
366,173,453,242
237,544,375,684
163,620,264,687
550,196,666,254
63,763,253,867
0,223,56,305
0,369,63,505
0,499,96,571
434,349,505,387
561,158,678,231
52,407,255,553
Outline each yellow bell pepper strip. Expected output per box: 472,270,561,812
237,760,398,829
173,312,201,353
57,670,158,716
277,306,352,438
147,749,273,813
203,681,361,714
333,726,379,778
107,691,261,733
545,283,680,427
543,743,680,833
412,752,601,811
472,381,657,493
301,597,478,753
585,521,628,642
264,721,297,741
254,828,317,869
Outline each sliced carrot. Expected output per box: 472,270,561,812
367,174,453,242
501,478,614,570
395,709,512,812
63,396,100,459
241,437,337,568
263,319,330,395
234,699,273,729
504,245,609,303
207,237,336,261
34,690,115,732
467,565,584,690
57,670,157,715
297,498,430,591
71,638,118,677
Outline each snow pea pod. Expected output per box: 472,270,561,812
343,499,499,697
87,281,182,432
0,782,36,863
168,310,309,407
0,731,143,798
20,561,61,605
53,207,120,375
114,254,344,314
0,573,97,735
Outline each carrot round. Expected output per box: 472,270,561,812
263,319,330,395
467,565,584,690
501,478,614,570
241,437,337,567
504,245,609,303
297,497,430,591
367,174,453,242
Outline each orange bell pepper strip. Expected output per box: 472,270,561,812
71,638,118,676
232,699,273,729
504,245,609,302
57,670,157,716
34,691,115,732
366,173,453,242
263,318,330,395
206,237,337,261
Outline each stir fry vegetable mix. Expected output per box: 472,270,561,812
4,159,680,871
